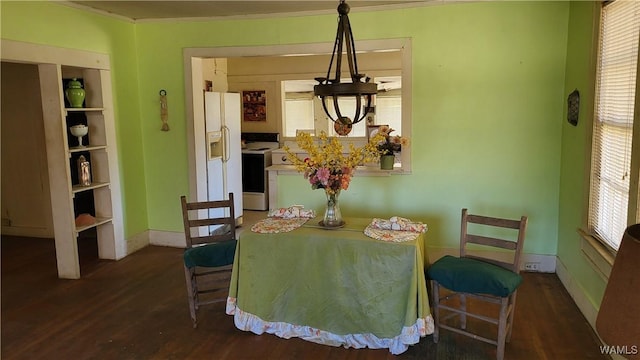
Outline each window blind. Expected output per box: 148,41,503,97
589,0,640,250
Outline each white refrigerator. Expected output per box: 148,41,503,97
205,92,243,224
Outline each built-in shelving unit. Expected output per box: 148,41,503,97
57,66,123,278
3,40,125,279
69,145,107,153
75,217,113,233
71,182,110,194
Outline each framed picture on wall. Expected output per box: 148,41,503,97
367,125,386,140
242,90,267,122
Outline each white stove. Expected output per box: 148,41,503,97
241,133,279,211
242,141,280,154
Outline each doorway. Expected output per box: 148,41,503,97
1,61,103,275
1,61,54,238
1,40,125,279
183,38,412,202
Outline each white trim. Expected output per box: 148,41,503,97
146,224,251,249
58,1,443,24
1,39,110,70
1,225,54,239
59,1,136,23
148,230,186,248
126,231,150,254
2,40,124,279
555,257,600,334
183,38,412,202
425,247,557,273
578,229,614,281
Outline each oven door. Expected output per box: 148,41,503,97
241,153,265,193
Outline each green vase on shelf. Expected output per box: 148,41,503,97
65,78,85,108
380,154,395,170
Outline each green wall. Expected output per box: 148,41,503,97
558,2,607,309
1,0,610,328
1,1,149,237
1,1,574,259
132,1,570,258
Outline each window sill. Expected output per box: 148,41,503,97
266,164,409,176
577,228,615,281
270,148,411,175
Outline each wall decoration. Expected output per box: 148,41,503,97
242,90,267,122
367,124,384,140
567,89,580,126
159,89,169,131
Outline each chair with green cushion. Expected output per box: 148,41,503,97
181,194,237,328
427,208,527,360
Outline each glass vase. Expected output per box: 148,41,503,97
322,189,343,227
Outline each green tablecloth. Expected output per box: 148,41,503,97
226,217,433,354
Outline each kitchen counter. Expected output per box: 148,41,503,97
267,148,407,210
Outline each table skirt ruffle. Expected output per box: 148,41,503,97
226,297,434,355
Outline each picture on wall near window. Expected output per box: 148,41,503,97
367,124,386,140
242,90,267,122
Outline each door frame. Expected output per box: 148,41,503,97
183,38,412,204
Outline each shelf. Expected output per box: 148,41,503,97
65,107,104,113
75,216,112,233
72,181,110,194
69,145,107,153
266,164,401,176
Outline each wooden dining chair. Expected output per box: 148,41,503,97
181,194,237,328
427,208,528,360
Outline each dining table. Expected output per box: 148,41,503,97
225,216,433,355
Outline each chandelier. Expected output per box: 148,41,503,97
314,0,377,136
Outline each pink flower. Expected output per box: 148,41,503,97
316,168,330,186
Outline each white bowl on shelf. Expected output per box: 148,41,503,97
70,125,88,147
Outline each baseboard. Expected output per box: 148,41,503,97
126,231,150,254
555,257,623,359
555,257,599,329
425,247,557,273
148,230,185,248
1,225,54,238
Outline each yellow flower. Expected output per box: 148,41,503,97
284,131,383,193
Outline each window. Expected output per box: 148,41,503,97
322,96,367,137
282,76,402,138
375,94,402,136
589,0,640,251
284,97,314,137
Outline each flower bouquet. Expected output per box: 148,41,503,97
371,125,409,169
373,125,408,155
284,131,382,227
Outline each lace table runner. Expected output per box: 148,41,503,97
251,217,309,234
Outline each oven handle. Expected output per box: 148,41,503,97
222,125,230,162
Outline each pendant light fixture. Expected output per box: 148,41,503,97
314,0,377,136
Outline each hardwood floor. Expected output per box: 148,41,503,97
1,233,608,359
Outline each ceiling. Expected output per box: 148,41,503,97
65,1,433,21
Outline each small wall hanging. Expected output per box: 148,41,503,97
567,89,580,126
160,89,170,131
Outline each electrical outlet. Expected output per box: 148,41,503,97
524,262,540,271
